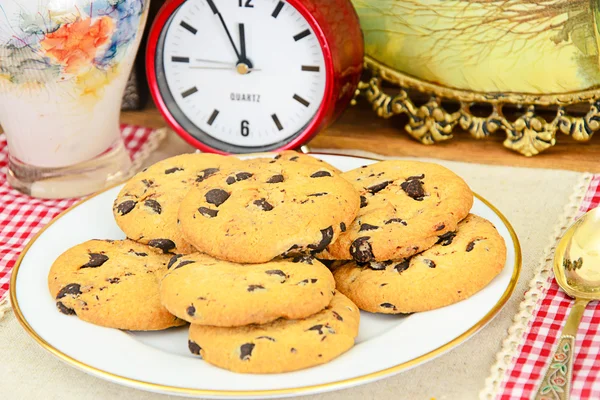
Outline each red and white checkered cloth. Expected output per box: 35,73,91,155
0,125,161,303
497,174,600,399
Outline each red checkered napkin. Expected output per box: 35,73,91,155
0,125,164,302
496,175,600,399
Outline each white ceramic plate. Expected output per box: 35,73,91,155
11,154,521,399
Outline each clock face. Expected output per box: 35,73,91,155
158,0,327,150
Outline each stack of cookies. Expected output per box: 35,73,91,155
48,151,362,373
152,153,363,373
47,152,506,374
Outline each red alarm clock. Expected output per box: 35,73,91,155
147,0,363,154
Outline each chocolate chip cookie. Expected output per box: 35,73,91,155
48,239,186,330
160,253,335,326
332,214,506,314
178,158,360,263
113,153,240,254
187,292,360,373
324,160,473,262
264,150,342,174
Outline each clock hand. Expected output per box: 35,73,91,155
189,66,261,71
195,59,234,65
236,23,253,70
239,23,247,62
206,0,241,60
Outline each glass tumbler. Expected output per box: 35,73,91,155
0,0,149,198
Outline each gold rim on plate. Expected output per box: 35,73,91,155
10,152,522,398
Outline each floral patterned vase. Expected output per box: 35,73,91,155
0,0,149,198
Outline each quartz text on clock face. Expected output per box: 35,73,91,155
163,0,327,148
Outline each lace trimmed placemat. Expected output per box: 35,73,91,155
481,175,600,399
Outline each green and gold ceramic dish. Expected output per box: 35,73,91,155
353,0,600,156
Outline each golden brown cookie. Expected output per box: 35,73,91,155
178,158,360,263
267,151,342,174
48,239,185,330
187,292,360,373
160,253,335,327
325,160,473,262
332,214,506,314
113,153,241,254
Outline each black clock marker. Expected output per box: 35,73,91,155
293,29,311,41
172,56,190,63
208,109,220,125
301,65,320,72
271,114,283,131
272,1,284,18
181,87,198,98
180,21,197,35
293,94,310,107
